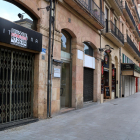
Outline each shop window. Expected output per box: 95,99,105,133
84,42,93,57
61,30,71,53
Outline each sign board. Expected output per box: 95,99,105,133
0,17,42,52
105,86,111,99
54,68,60,78
121,64,134,71
41,48,46,54
105,49,111,54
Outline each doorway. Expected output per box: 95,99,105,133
0,47,34,124
83,68,93,102
60,62,71,108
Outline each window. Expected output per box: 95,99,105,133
105,7,108,20
122,23,124,34
126,29,128,35
114,18,117,27
61,30,71,53
84,42,93,57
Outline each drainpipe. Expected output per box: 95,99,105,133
49,0,55,118
47,0,52,118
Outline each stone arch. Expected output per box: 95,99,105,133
82,41,99,58
5,0,40,20
83,41,97,50
61,28,77,38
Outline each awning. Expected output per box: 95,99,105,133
121,63,140,78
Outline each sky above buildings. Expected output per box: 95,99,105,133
0,0,32,21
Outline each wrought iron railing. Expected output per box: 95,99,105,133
124,1,136,27
126,35,140,57
106,20,124,44
135,25,140,37
75,0,105,26
132,0,134,5
134,5,140,21
115,0,123,11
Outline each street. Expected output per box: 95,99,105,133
1,93,140,140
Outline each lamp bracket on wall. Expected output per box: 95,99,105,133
99,45,114,52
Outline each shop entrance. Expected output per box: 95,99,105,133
0,47,34,124
83,68,93,102
104,69,109,86
112,68,116,98
60,62,71,108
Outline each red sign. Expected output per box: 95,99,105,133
105,55,108,64
102,66,104,75
105,49,111,54
112,69,114,77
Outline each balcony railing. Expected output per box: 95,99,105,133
134,5,140,21
115,0,123,10
76,0,105,26
123,1,136,27
132,0,134,5
106,20,124,44
135,25,140,37
126,35,140,57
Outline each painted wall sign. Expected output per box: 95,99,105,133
0,17,42,52
54,68,60,78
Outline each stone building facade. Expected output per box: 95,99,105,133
0,0,140,129
101,0,140,101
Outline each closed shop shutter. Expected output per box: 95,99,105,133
83,68,93,102
0,47,34,124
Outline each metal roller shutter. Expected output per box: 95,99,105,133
83,68,93,102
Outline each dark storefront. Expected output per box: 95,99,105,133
0,18,42,125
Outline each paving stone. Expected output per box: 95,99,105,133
1,92,140,140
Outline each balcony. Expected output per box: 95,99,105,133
132,4,140,23
121,63,140,77
107,0,123,16
133,25,140,41
123,1,136,29
124,35,140,62
127,0,134,6
103,20,124,47
64,0,105,29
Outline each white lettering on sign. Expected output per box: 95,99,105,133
31,37,33,42
54,68,60,78
3,28,5,33
10,28,28,48
35,39,38,43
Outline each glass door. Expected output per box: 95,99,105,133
60,62,70,108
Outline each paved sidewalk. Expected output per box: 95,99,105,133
1,93,140,140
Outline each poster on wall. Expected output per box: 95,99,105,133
104,52,109,68
54,68,61,78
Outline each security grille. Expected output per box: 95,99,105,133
83,68,93,102
0,47,34,124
